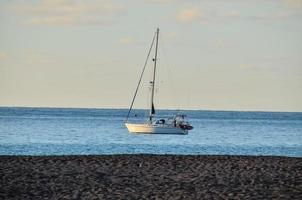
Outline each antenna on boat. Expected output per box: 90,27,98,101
149,28,159,123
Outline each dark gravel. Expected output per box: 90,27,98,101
0,155,301,199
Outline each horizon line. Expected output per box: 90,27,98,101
0,105,301,113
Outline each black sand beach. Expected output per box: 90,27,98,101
0,155,301,199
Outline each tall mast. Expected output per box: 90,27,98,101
149,28,159,122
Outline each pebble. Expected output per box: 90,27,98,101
0,155,301,199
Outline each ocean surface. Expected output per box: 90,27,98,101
0,107,301,157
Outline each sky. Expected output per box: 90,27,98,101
0,0,302,112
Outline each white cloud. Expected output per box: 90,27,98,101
176,8,202,23
21,51,60,65
145,0,171,4
23,16,74,26
119,37,134,45
238,63,281,72
204,10,291,22
13,0,124,15
239,64,255,70
213,41,230,48
0,52,8,60
11,0,125,26
23,16,110,26
285,0,302,8
164,32,177,39
224,11,241,18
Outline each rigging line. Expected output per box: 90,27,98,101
125,31,157,122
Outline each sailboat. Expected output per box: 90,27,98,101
125,28,193,134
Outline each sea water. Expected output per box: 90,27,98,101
0,107,301,157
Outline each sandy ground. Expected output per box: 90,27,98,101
0,155,301,199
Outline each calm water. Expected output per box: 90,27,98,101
0,107,301,157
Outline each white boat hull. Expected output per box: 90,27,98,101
125,123,188,134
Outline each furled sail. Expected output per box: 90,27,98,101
151,103,155,115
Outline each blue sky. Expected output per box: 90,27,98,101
0,0,301,111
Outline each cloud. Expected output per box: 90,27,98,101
176,8,202,23
239,64,255,70
23,16,110,26
23,16,74,26
0,52,8,60
238,63,282,72
213,41,230,48
22,51,58,65
11,0,125,26
145,0,171,4
244,12,290,21
164,32,177,39
224,11,241,18
119,37,134,45
285,0,302,8
205,10,291,22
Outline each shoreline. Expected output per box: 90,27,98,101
1,154,302,158
1,155,301,199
